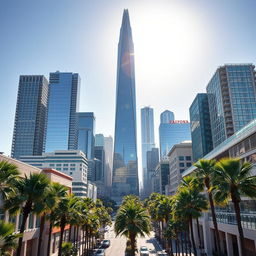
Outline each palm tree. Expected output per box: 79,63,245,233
213,158,256,256
0,221,20,256
0,161,20,201
172,179,208,256
46,183,69,256
194,159,221,255
115,200,151,256
4,173,50,256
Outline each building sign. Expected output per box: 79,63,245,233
169,120,189,124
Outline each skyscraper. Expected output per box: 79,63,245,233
11,75,49,159
77,112,95,159
45,72,80,152
141,107,155,190
95,134,105,147
159,119,191,159
104,136,113,189
112,9,139,199
189,93,213,162
207,64,256,147
160,110,175,124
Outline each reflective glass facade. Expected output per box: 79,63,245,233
160,110,175,124
207,64,256,148
77,112,95,159
11,75,49,159
189,93,213,162
45,72,80,152
159,122,191,158
112,9,139,199
141,107,155,189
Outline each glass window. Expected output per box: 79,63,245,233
179,163,185,167
186,156,191,161
179,156,184,161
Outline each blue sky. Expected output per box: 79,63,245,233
1,0,256,173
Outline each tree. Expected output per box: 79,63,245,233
115,200,151,256
0,221,20,256
194,159,221,255
46,183,69,256
4,173,50,256
213,158,256,256
172,177,208,256
0,161,20,201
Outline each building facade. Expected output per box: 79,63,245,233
45,72,80,152
160,110,175,124
95,134,105,147
189,93,213,162
104,136,113,190
20,150,88,198
0,154,72,256
207,64,256,148
167,142,192,195
141,107,155,191
11,75,49,159
77,112,95,159
183,119,256,256
159,120,191,159
112,9,139,200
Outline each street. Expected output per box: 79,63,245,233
103,223,163,256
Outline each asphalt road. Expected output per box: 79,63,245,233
103,222,163,256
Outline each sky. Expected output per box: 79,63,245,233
1,0,256,178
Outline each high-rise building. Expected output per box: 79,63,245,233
167,142,192,195
159,120,191,159
45,72,80,152
141,107,155,190
20,150,88,198
207,64,256,148
94,146,105,182
189,93,213,162
77,112,95,159
112,9,139,199
11,75,49,159
104,136,113,189
160,110,175,124
95,134,105,147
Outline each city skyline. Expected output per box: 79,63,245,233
1,0,256,177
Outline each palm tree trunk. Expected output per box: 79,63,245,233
196,218,203,255
184,230,188,256
37,214,46,256
16,203,32,256
58,217,66,256
232,197,246,256
130,233,136,256
208,190,221,255
189,216,197,256
76,226,79,252
180,232,184,256
47,221,53,256
68,224,72,242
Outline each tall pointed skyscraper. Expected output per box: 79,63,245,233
112,9,139,200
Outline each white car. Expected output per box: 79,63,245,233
140,246,149,256
157,251,168,256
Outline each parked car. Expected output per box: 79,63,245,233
157,251,168,256
94,248,105,256
140,246,149,256
101,239,111,248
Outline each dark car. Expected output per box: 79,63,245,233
101,239,111,248
94,249,105,256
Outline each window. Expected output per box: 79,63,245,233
49,164,54,167
179,163,185,167
63,164,68,167
180,169,185,173
179,156,184,161
69,172,73,175
63,168,68,171
186,156,191,161
70,168,75,171
70,164,76,166
186,162,192,167
56,164,61,166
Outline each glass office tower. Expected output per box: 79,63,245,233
141,107,155,191
189,93,213,162
207,64,256,147
11,75,49,159
45,72,80,152
160,110,175,124
112,9,139,199
159,121,191,159
77,112,95,159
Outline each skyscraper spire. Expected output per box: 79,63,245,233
112,10,138,201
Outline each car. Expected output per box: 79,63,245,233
157,251,168,256
94,248,105,256
140,246,149,256
101,239,111,248
104,225,110,232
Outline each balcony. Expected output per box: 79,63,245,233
209,211,256,230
